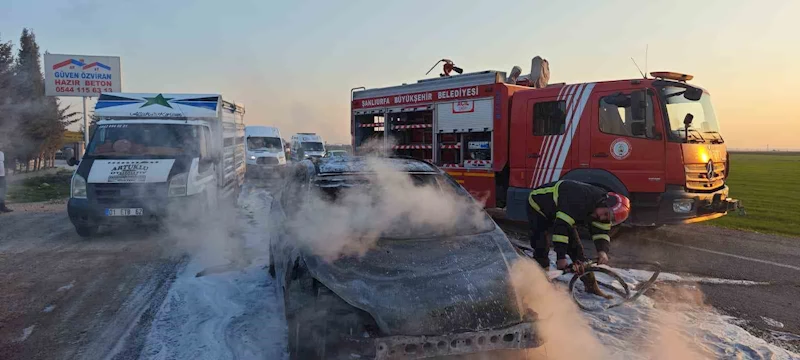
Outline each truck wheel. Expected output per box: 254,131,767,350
75,225,98,238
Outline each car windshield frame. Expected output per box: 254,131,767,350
247,136,283,151
301,142,325,151
657,83,723,144
86,123,203,158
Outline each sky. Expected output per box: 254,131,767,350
2,0,798,149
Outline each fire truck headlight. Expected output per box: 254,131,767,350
673,199,694,213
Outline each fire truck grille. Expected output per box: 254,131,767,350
685,162,726,191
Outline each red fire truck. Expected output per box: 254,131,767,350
350,58,740,225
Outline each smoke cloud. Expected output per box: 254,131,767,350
280,152,490,261
509,258,611,359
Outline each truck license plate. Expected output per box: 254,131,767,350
105,208,144,217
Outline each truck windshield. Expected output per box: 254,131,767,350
247,137,282,151
661,86,722,143
302,142,325,151
87,124,201,157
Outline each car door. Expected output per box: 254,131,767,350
526,98,568,189
589,89,666,193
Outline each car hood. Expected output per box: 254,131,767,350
303,226,525,336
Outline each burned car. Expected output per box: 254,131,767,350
268,156,540,359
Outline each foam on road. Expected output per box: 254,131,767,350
549,258,800,359
138,188,287,360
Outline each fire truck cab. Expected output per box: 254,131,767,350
351,59,740,226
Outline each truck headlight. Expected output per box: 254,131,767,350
250,155,256,160
169,173,189,197
71,174,87,199
673,199,694,213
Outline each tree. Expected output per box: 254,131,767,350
0,34,17,168
12,28,78,170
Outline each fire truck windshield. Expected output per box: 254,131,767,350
661,86,722,143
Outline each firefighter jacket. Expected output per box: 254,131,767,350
528,180,612,259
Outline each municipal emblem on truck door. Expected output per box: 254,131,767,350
610,138,632,160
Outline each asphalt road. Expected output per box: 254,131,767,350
496,216,800,352
0,201,182,360
612,225,800,351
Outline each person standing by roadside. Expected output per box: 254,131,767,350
0,149,12,213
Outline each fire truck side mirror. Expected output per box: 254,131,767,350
684,87,703,101
630,90,647,121
683,113,694,126
631,122,647,137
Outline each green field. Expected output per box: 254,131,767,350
709,152,800,238
6,170,73,203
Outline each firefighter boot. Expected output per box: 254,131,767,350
581,273,612,299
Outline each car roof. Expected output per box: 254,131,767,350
312,156,439,175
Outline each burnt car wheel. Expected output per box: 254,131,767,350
268,251,276,278
284,267,378,360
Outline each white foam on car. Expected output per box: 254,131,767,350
138,187,287,360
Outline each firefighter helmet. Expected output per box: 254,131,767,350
605,192,631,226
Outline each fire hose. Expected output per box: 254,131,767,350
563,260,662,312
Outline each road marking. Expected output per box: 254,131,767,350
648,239,800,272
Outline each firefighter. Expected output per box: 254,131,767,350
527,180,630,296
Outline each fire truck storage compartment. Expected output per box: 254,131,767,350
436,98,493,167
388,109,433,161
353,113,385,154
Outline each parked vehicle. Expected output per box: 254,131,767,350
67,93,246,237
290,133,325,161
324,149,348,157
351,57,740,226
245,126,286,179
270,156,539,359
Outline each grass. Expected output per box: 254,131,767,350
709,152,800,238
7,170,73,203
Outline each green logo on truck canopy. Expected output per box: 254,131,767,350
141,94,173,108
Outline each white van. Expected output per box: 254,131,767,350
290,133,326,161
245,126,286,178
68,93,246,237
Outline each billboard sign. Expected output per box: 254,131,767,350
63,131,83,143
44,53,121,97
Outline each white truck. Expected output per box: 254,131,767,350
245,125,286,178
290,133,326,161
67,93,246,237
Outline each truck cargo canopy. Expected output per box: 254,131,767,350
95,93,244,120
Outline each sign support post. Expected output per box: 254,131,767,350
82,96,88,159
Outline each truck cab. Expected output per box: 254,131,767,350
290,133,326,161
245,126,286,178
505,73,738,225
67,93,246,237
